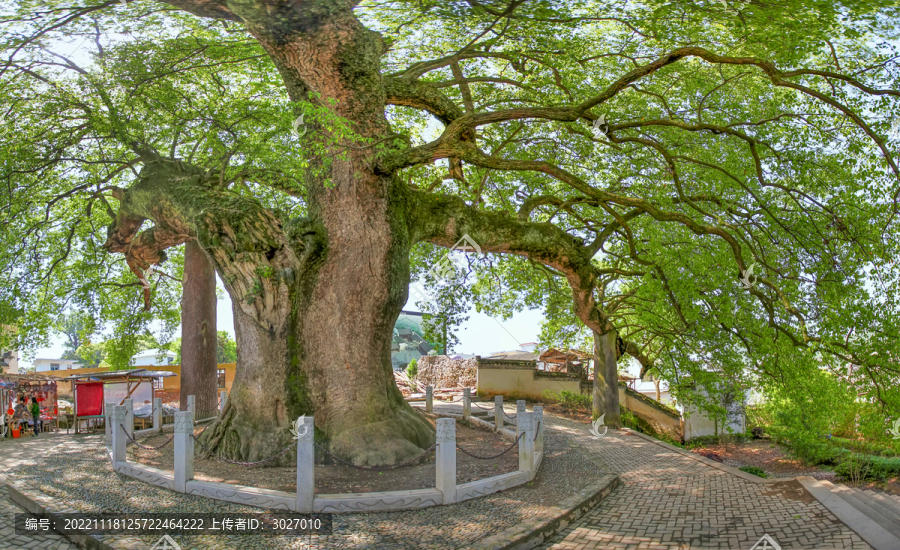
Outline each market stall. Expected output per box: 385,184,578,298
65,369,176,434
0,373,60,437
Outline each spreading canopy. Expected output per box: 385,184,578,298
1,0,899,460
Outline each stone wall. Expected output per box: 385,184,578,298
416,356,477,389
477,360,582,400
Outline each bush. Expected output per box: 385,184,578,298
543,390,591,412
558,390,591,412
831,436,900,458
406,359,418,381
738,466,768,478
835,453,875,483
834,453,900,482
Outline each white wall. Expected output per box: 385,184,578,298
130,350,176,367
33,359,81,372
1,349,18,374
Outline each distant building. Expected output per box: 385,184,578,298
1,348,19,374
1,325,20,374
391,311,436,371
131,349,177,367
33,358,83,372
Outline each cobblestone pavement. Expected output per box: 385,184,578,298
0,404,874,550
0,432,79,549
535,414,871,550
8,409,603,550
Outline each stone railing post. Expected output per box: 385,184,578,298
219,390,227,413
462,388,471,418
104,402,115,449
435,418,457,504
186,395,196,419
174,411,194,492
494,395,503,430
425,385,433,413
533,405,544,456
517,411,534,473
295,415,314,513
515,400,526,432
123,398,134,439
152,397,162,432
111,405,127,463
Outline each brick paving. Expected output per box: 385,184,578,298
536,414,872,550
0,402,876,550
0,432,78,549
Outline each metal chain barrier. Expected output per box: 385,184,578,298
120,425,175,450
314,441,436,471
192,434,297,467
471,402,495,410
456,432,523,460
534,422,540,441
503,410,517,420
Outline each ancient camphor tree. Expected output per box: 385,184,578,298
1,0,898,464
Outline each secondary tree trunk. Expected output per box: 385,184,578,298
180,240,219,420
592,330,621,427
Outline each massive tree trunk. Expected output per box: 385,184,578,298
180,239,219,420
194,3,433,466
193,176,432,465
592,330,621,427
104,0,436,463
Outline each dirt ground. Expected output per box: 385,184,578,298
690,439,900,495
130,419,520,494
690,439,837,480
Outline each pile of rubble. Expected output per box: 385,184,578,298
393,370,425,397
416,355,477,389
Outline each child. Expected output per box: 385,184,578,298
30,397,40,436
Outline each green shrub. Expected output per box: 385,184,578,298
738,466,768,478
684,435,722,448
835,453,875,482
558,390,591,412
543,390,591,412
754,368,863,466
406,359,418,381
835,453,900,482
831,436,900,458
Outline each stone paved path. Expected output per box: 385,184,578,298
0,432,78,549
0,402,875,550
433,401,870,549
535,414,871,550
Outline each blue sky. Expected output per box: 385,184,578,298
28,277,544,366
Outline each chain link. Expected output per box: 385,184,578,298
534,422,540,441
503,411,517,420
314,441,436,471
456,432,523,460
192,434,297,466
120,425,175,450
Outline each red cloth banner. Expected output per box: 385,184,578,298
76,382,104,416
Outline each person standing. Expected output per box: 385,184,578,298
12,397,26,432
30,397,40,436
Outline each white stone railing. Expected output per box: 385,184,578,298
105,393,544,513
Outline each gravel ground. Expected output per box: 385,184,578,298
7,409,602,550
128,421,520,495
